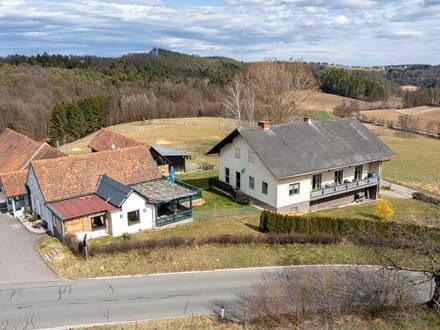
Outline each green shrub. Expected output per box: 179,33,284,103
259,210,440,241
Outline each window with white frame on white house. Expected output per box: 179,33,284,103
262,181,268,195
289,183,300,196
235,147,240,159
249,176,255,189
248,150,255,163
225,167,230,184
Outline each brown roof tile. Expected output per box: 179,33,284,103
30,145,162,202
88,129,144,152
0,128,66,173
0,170,28,197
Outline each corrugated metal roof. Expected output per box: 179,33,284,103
151,144,187,157
47,195,118,220
207,118,396,179
95,174,133,207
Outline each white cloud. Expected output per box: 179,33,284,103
0,0,438,65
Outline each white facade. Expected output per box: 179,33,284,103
108,192,155,237
218,135,278,208
217,135,382,211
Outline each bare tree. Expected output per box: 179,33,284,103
247,60,318,124
222,59,318,126
334,101,361,118
222,80,242,122
212,266,419,326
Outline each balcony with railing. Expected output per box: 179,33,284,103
310,177,379,200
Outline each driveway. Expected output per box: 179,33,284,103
0,213,59,284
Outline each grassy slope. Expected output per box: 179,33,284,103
314,197,440,228
380,136,440,194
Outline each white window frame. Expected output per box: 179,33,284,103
289,182,300,196
225,167,230,184
249,176,255,190
354,165,363,181
235,147,241,159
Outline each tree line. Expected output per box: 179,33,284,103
403,87,440,107
48,96,107,145
319,69,386,101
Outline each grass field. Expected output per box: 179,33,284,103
361,106,440,130
59,117,239,171
315,197,440,228
379,136,440,194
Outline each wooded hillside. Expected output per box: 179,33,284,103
0,49,436,142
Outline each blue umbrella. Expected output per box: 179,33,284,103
169,166,175,183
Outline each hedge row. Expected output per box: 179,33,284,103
259,210,440,241
413,192,440,206
87,233,340,256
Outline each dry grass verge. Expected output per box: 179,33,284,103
79,307,440,329
39,237,435,280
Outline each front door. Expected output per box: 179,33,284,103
236,171,241,189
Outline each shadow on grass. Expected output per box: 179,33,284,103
245,223,261,232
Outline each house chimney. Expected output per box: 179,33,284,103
258,121,270,130
303,117,312,124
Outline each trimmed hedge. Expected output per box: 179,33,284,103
259,210,440,241
87,233,340,256
413,192,440,206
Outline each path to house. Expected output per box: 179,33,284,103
0,265,434,329
381,180,418,199
0,214,59,284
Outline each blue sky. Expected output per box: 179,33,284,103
0,0,439,65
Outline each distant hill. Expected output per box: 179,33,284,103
0,48,435,140
0,49,244,139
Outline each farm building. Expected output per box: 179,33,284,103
27,145,198,240
150,144,189,173
0,128,65,216
208,118,395,212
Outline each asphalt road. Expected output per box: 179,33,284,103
0,265,434,330
0,214,58,284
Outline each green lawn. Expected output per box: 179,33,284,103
313,197,440,228
380,136,440,194
177,171,257,211
309,110,336,120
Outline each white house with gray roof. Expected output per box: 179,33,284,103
207,118,395,212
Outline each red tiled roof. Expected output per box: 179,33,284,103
88,129,144,152
0,128,65,173
0,170,28,197
47,195,118,220
30,145,162,202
